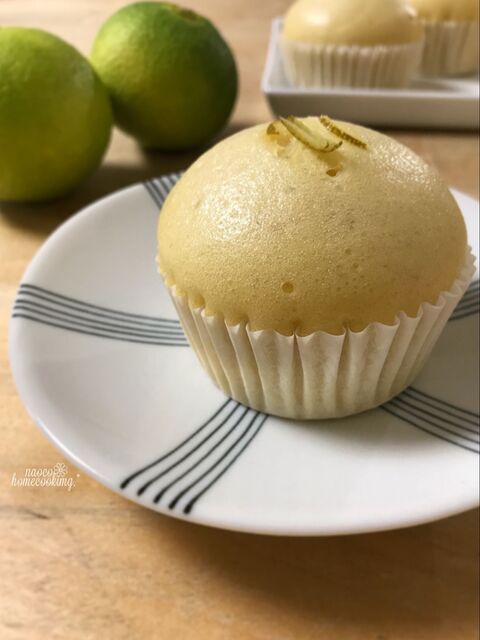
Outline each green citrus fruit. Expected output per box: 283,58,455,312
0,27,112,203
90,2,237,150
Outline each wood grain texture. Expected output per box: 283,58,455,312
0,1,478,638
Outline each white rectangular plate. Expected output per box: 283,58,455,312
262,18,480,130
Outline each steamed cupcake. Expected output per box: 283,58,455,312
408,0,479,75
281,0,425,88
157,117,474,419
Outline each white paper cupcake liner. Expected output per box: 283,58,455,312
420,20,479,76
167,250,475,420
280,38,424,88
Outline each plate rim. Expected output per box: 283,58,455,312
8,179,480,536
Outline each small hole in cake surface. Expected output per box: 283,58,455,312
282,281,294,294
345,248,352,255
326,165,342,177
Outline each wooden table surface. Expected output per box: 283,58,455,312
1,1,479,638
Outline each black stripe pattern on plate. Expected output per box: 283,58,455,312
12,283,188,347
382,386,479,454
450,279,479,321
120,398,268,514
121,384,478,517
144,172,183,208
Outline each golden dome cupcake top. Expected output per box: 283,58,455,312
283,0,424,46
157,117,467,336
408,0,479,21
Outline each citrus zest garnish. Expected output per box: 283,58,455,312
279,116,342,153
319,115,367,149
266,120,291,152
266,122,279,136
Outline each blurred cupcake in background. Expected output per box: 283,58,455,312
281,0,424,88
408,0,479,76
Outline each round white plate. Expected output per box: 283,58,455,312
9,174,480,536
